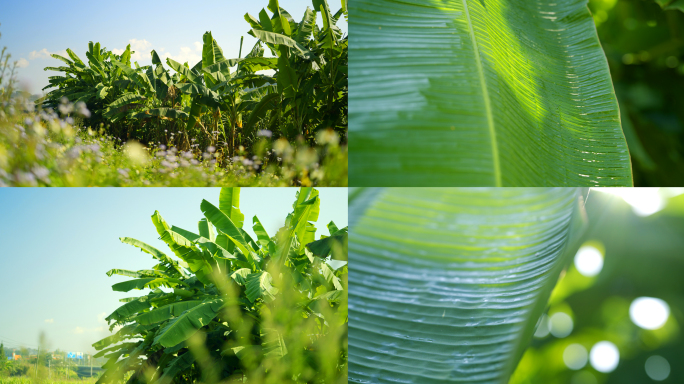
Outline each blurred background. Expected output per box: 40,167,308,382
587,0,684,186
511,188,684,383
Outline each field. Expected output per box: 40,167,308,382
0,0,347,186
0,378,97,384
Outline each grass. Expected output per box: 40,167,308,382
0,97,347,187
0,378,97,384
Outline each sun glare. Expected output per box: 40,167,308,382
589,341,619,373
574,245,603,277
592,188,664,216
629,297,670,330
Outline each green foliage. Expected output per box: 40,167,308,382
94,187,347,384
348,0,633,186
40,0,347,162
348,188,587,383
588,0,684,186
0,96,347,186
510,190,684,383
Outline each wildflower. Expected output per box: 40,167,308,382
75,101,91,118
117,168,129,178
207,146,216,153
316,128,340,146
15,171,37,186
257,129,272,138
32,167,50,182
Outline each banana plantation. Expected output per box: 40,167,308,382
94,187,347,384
39,0,347,160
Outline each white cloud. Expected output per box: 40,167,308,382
28,48,68,60
193,41,202,52
73,327,84,334
44,318,54,323
111,38,153,61
16,58,29,68
161,46,202,66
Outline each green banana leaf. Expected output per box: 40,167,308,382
245,271,278,302
219,187,245,228
200,199,251,256
157,352,196,383
134,300,204,325
105,298,150,322
655,0,684,11
348,188,587,383
348,0,633,187
133,108,189,120
251,29,315,60
153,298,224,348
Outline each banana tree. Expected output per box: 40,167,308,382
244,0,348,143
348,0,633,187
348,187,588,384
94,187,347,384
43,42,138,127
165,32,278,156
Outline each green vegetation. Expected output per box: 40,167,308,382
349,188,684,383
93,187,347,384
0,379,96,384
349,0,632,186
587,0,684,186
0,0,348,186
348,0,684,186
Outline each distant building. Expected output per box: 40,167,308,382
13,355,21,360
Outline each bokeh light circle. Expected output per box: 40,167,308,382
563,344,588,370
629,297,670,330
550,312,573,338
645,355,670,381
533,314,550,338
589,341,619,373
574,245,604,277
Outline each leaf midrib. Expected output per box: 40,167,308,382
462,0,501,187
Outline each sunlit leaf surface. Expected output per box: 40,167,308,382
349,188,586,383
349,0,633,186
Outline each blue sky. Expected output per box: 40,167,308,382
1,0,347,94
0,187,347,354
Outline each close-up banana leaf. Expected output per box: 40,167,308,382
349,187,684,383
349,0,684,187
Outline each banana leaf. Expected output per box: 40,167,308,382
348,188,587,383
348,0,633,187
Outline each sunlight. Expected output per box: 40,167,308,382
574,245,603,277
589,341,619,373
592,188,664,216
629,297,670,330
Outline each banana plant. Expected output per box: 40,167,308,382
43,42,137,127
348,187,588,384
245,0,348,142
94,187,347,384
348,0,633,187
